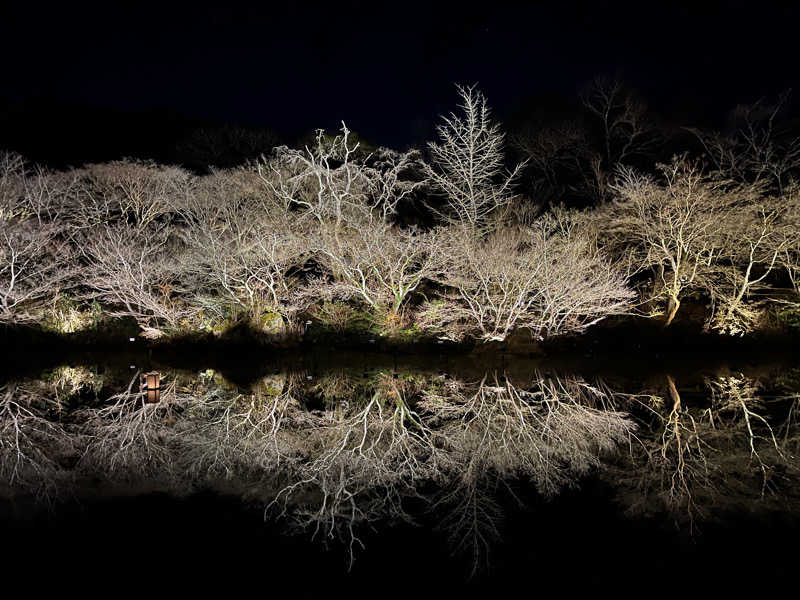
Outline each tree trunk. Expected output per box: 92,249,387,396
385,306,402,331
664,296,680,328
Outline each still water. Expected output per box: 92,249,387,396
1,345,798,594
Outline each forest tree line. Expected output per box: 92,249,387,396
1,79,800,343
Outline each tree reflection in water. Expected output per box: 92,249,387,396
0,362,798,572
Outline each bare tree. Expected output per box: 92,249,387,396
178,167,307,325
0,220,75,322
0,156,78,322
605,157,751,326
424,84,526,230
70,160,190,232
312,221,442,325
259,124,431,325
709,199,793,334
688,92,800,192
419,213,633,342
580,76,659,202
79,223,194,338
0,151,26,213
264,124,421,229
581,76,658,168
778,184,800,300
510,120,597,204
175,125,280,169
57,160,204,337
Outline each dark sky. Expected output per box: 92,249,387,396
2,0,799,153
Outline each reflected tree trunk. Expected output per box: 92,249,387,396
665,374,680,409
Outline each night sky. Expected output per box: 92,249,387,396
2,1,799,161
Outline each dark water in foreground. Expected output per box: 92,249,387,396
1,345,798,595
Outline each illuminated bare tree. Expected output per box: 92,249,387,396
709,199,793,334
778,185,800,300
70,160,190,232
80,223,194,338
605,158,751,326
263,124,421,228
0,220,75,322
179,168,307,323
59,160,202,336
313,221,442,325
424,84,526,230
259,124,431,324
419,214,633,342
0,156,77,322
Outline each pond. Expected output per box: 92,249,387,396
1,342,798,594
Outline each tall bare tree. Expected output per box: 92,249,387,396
581,76,658,168
580,76,660,202
688,92,800,192
424,85,526,230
